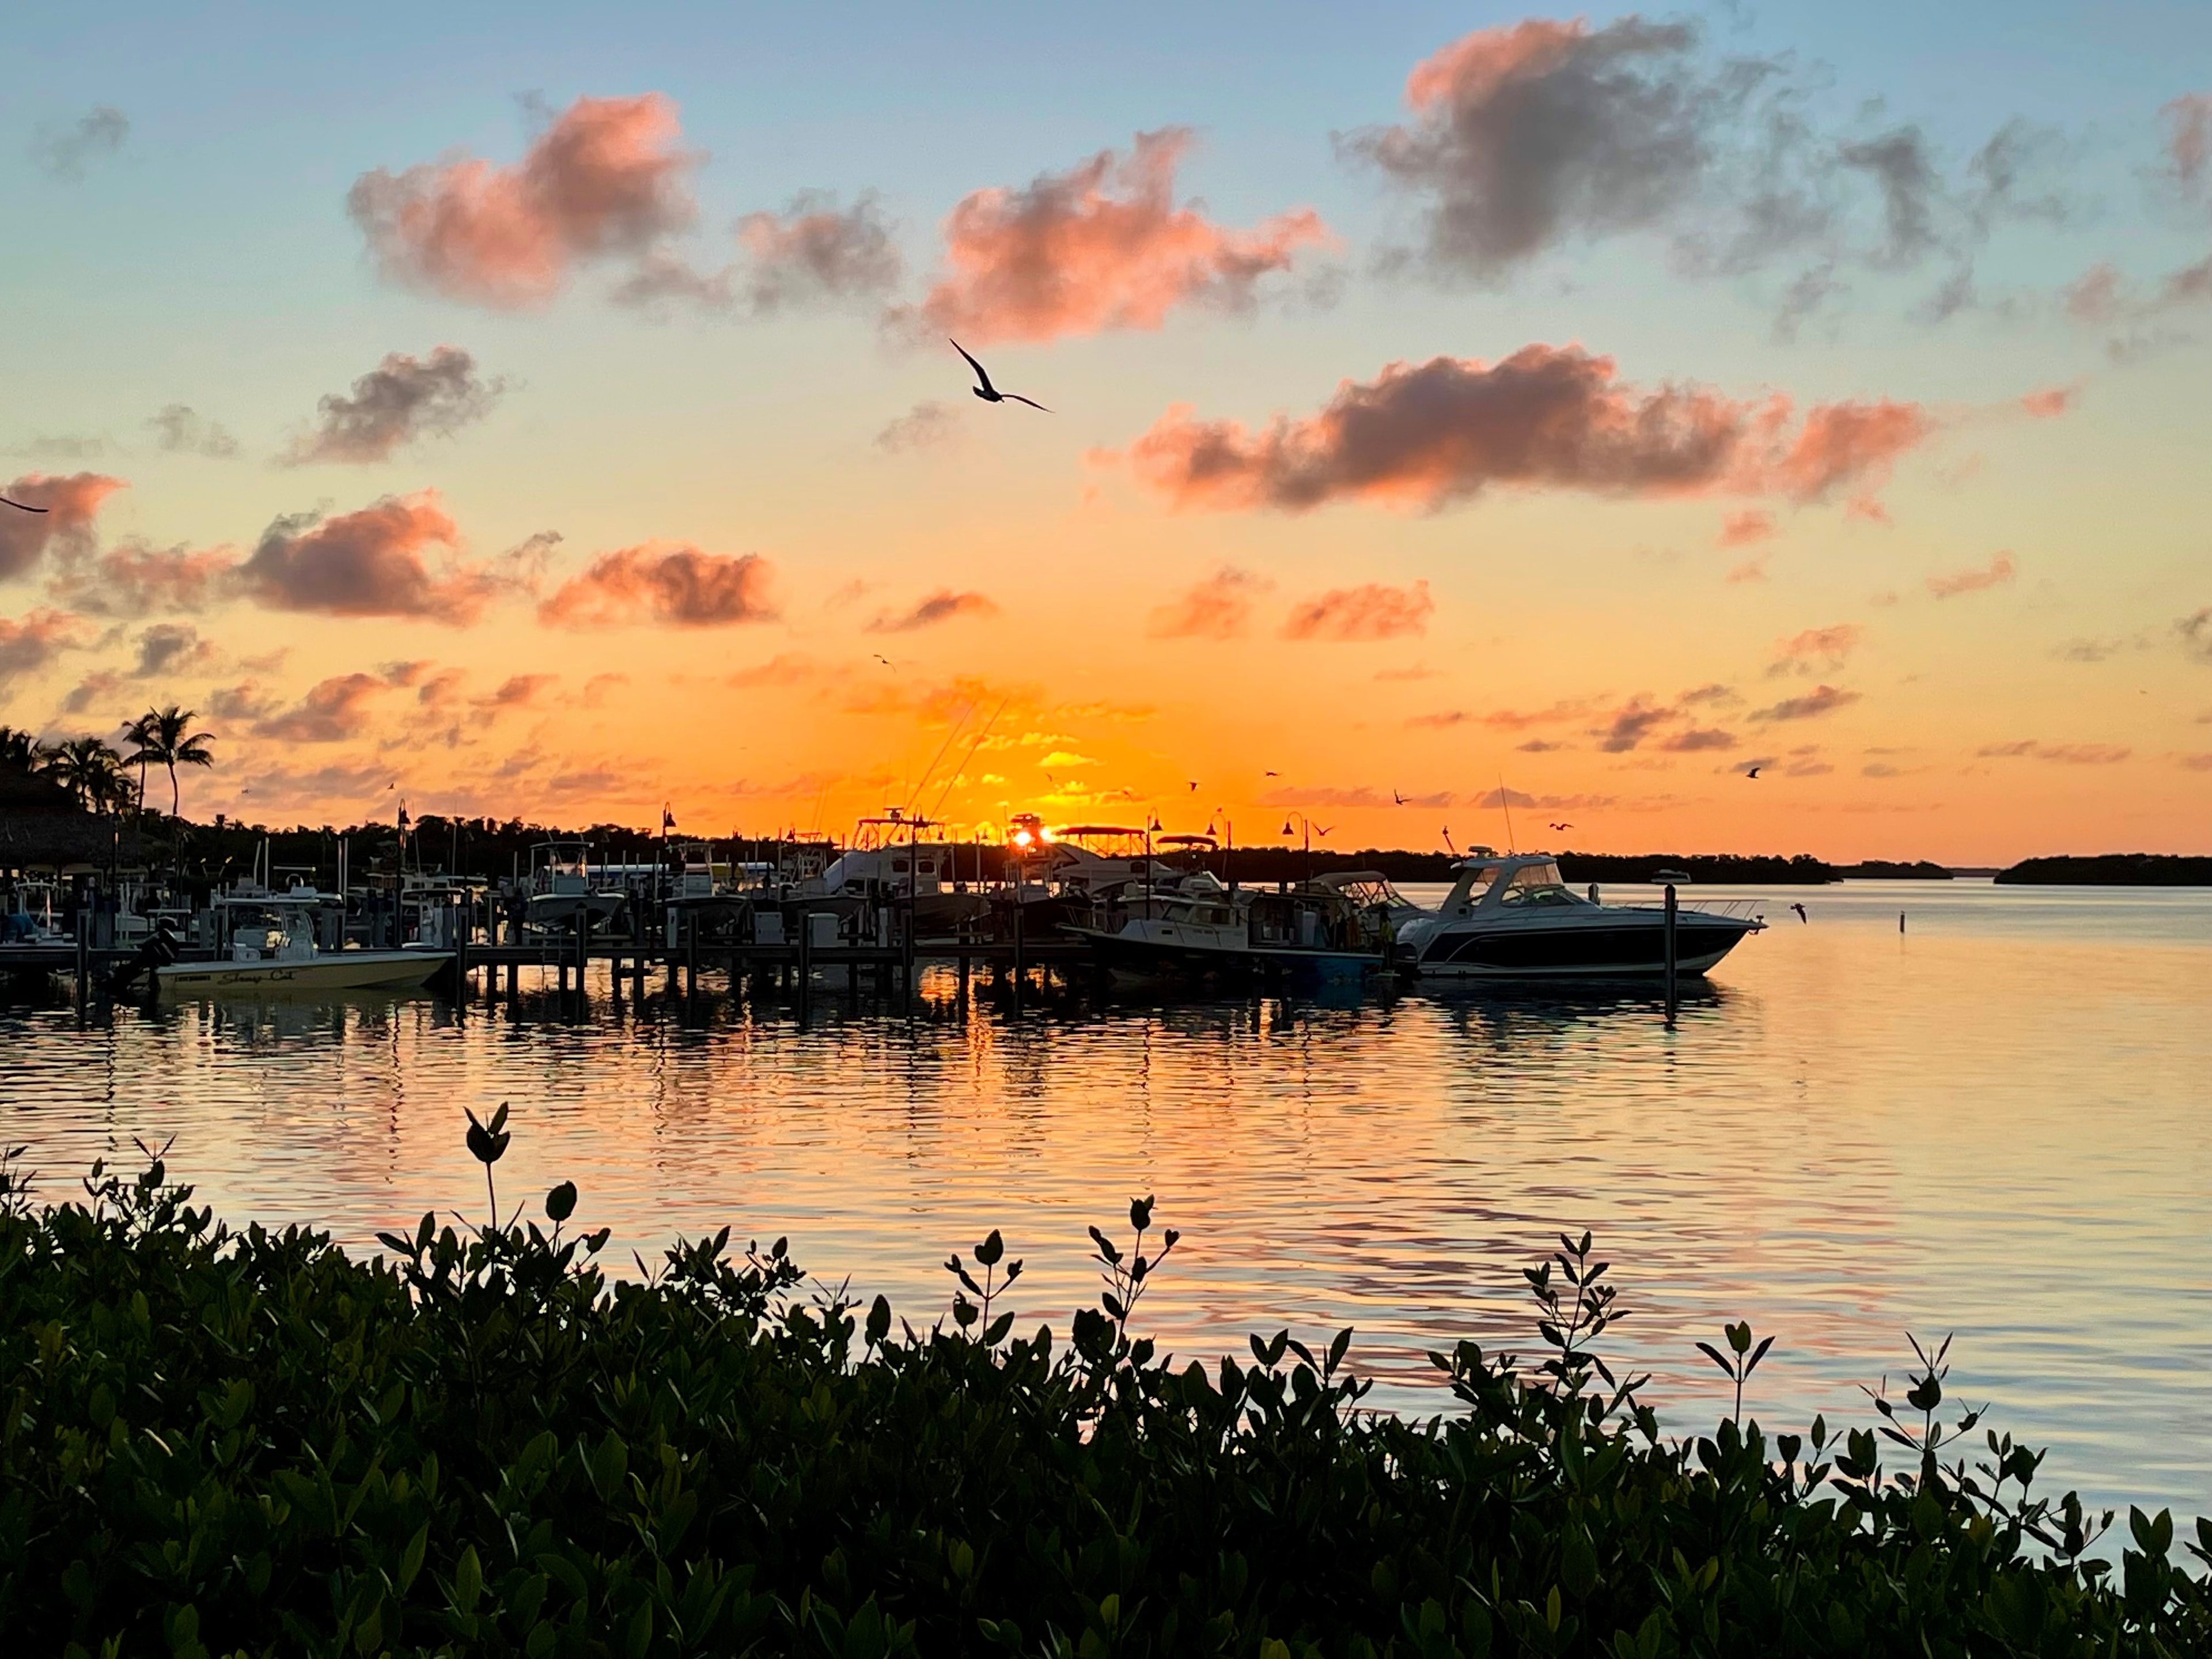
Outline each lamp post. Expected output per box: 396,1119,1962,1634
1654,868,1690,1024
1281,815,1313,887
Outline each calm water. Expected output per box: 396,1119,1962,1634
3,879,2209,1525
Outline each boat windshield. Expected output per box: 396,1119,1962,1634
1497,862,1574,907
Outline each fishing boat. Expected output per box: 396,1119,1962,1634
1392,852,1764,979
524,841,627,933
813,811,988,935
1063,855,1401,982
156,889,452,997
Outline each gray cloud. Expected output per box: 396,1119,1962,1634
874,401,960,453
132,622,215,678
32,107,128,181
147,405,240,459
284,347,505,465
613,192,902,316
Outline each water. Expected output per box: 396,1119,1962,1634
3,878,2209,1527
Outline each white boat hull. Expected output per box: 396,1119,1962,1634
156,950,454,997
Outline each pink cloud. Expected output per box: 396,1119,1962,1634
50,540,238,616
1717,509,1774,547
866,589,999,634
910,128,1331,345
240,492,502,623
248,673,391,743
347,94,698,309
2019,385,2074,419
1146,566,1270,640
1926,552,2015,599
1124,347,1934,516
537,543,776,628
1976,740,2130,765
1281,579,1433,641
1769,622,1863,675
0,608,84,688
2163,93,2210,192
1,472,125,579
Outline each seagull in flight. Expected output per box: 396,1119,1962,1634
1188,780,1199,791
872,653,897,668
950,340,1050,411
1,495,48,513
1789,902,1808,923
1746,765,1762,779
1549,821,1573,830
1315,824,1334,839
1393,789,1407,805
1263,769,1279,777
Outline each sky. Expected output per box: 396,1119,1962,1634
2,1,2209,862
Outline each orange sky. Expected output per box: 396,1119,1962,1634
5,14,2210,862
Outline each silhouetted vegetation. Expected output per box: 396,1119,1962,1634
1838,860,1955,880
3,1121,2207,1658
1997,854,2212,887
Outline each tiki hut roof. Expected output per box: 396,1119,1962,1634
0,764,140,872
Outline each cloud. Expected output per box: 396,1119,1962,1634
725,653,824,687
874,401,960,453
0,471,126,579
2019,386,2074,419
1768,621,1863,675
1725,552,1770,583
1926,552,2015,599
1147,565,1271,640
0,609,84,688
903,128,1331,345
537,543,777,628
866,589,999,633
472,673,557,716
1343,20,2061,317
1593,697,1676,752
1718,509,1773,547
240,491,503,623
47,540,238,617
145,404,240,459
1374,662,1442,681
1472,786,1536,809
1750,683,1861,721
1123,347,1932,517
209,680,279,723
132,622,216,678
2162,93,2210,195
284,346,505,464
615,191,902,315
1975,740,2130,764
60,668,126,715
248,673,392,743
347,94,699,308
2178,608,2212,664
32,107,128,181
1664,726,1738,751
1281,579,1434,641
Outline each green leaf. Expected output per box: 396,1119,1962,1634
453,1544,483,1616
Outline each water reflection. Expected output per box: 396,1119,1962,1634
2,881,2208,1526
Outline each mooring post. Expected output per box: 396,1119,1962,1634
74,906,92,1012
1656,868,1688,1027
1012,904,1025,986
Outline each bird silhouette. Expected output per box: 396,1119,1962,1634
1315,824,1334,839
1393,789,1407,805
1747,766,1763,779
1,495,48,513
1188,781,1199,791
872,653,896,668
1263,769,1279,777
950,340,1050,411
1790,902,1808,923
1549,821,1574,830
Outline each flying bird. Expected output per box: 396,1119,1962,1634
1746,766,1762,779
1393,790,1407,805
1188,781,1199,791
1263,769,1279,777
1315,824,1334,839
1,496,48,513
1790,903,1808,923
950,340,1050,411
1549,821,1574,830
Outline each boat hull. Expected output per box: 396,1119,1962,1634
1402,915,1756,979
156,950,454,997
1067,925,1381,983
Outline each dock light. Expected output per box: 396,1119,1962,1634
1012,830,1033,847
1281,820,1293,836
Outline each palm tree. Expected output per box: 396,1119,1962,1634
128,705,217,819
35,736,132,814
121,710,160,811
0,725,38,769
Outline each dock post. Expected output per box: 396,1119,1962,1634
74,908,91,1012
687,908,699,1002
796,912,813,1020
1012,905,1025,987
902,901,915,999
1662,881,1679,1024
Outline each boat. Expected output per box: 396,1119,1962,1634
156,889,453,997
1392,852,1764,979
524,841,627,933
1063,856,1400,982
812,811,989,935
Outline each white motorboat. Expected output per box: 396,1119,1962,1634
1392,852,1764,979
524,840,627,933
813,812,988,934
156,889,453,997
1063,865,1397,981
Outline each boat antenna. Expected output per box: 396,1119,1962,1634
1497,776,1517,853
929,696,1009,827
908,698,976,819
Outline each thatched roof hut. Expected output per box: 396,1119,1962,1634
0,764,139,873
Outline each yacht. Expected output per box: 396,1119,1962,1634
156,888,453,996
1063,864,1404,981
1392,852,1763,979
813,811,988,935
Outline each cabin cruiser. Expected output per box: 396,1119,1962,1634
1392,852,1763,979
156,888,453,996
812,812,988,935
524,841,627,933
1063,865,1406,980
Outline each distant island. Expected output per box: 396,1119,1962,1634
1836,859,1953,880
1994,853,2212,885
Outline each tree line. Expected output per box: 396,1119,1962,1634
0,706,215,819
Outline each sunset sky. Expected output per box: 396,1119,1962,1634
5,1,2209,862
